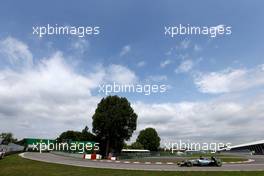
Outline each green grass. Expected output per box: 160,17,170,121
0,154,263,176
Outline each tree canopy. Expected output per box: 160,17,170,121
136,128,160,151
57,126,95,142
92,95,137,156
0,132,17,144
130,141,144,149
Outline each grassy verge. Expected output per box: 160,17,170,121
0,154,262,176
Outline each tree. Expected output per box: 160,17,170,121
0,132,17,144
81,126,96,141
130,141,144,149
136,128,160,151
57,126,95,142
57,130,82,142
92,96,137,157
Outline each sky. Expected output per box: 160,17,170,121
0,0,264,145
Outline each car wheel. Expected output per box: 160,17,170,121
216,161,222,167
186,162,193,167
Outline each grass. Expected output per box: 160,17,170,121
0,154,263,176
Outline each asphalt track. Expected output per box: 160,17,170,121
20,152,264,171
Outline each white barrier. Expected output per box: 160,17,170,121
83,154,102,160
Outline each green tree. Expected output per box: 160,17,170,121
130,141,144,149
81,126,96,141
0,132,17,144
136,128,160,151
57,130,82,142
92,96,137,157
57,126,95,142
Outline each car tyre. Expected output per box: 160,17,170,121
216,161,222,167
186,161,193,167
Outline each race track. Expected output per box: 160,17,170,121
20,152,264,171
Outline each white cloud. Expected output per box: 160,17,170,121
160,59,172,68
0,37,140,139
0,51,101,138
175,60,193,73
194,65,264,94
146,75,167,82
133,96,264,144
176,39,190,50
71,38,89,54
194,44,202,51
0,37,33,68
137,61,146,67
1,37,263,145
165,48,173,56
103,64,138,84
120,45,131,56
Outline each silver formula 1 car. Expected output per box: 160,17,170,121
178,156,222,167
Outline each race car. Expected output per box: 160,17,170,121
178,156,222,167
0,151,5,159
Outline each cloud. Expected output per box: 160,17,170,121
194,65,264,94
165,48,173,56
0,51,101,138
0,37,262,146
71,38,89,54
0,37,33,68
0,37,140,139
160,59,172,68
137,61,146,67
176,39,191,50
119,45,131,57
133,95,264,144
104,64,138,84
194,44,202,51
175,60,193,73
145,75,167,82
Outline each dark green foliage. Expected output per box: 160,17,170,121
0,132,17,144
130,142,144,149
92,95,137,156
136,128,160,151
57,126,96,142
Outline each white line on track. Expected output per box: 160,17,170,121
166,162,174,165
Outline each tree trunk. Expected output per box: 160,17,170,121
105,138,110,158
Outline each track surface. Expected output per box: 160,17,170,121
21,152,264,171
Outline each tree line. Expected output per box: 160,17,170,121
2,96,161,157
57,96,160,156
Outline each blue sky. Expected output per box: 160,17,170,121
0,1,264,145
